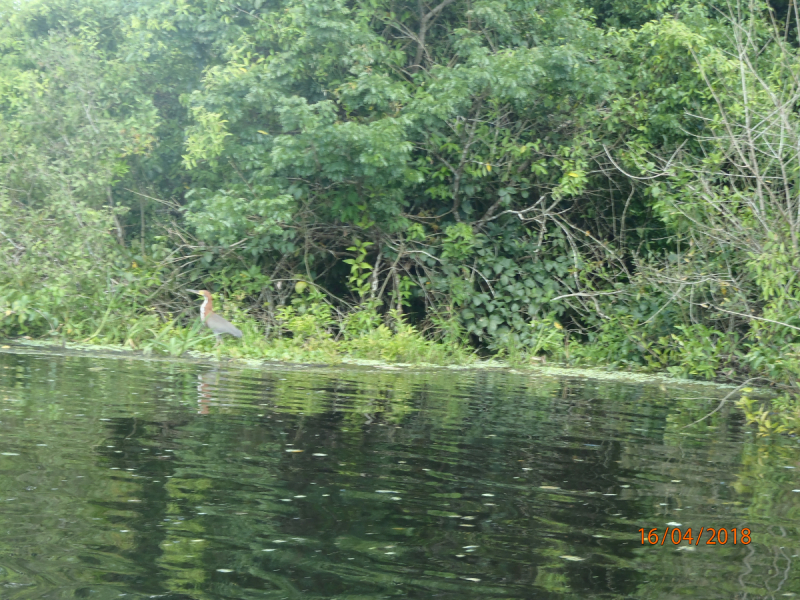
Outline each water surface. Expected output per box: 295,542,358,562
1,349,800,599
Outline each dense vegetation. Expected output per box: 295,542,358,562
3,0,800,428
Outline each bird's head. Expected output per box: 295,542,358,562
187,289,212,300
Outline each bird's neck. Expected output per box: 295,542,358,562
200,296,213,321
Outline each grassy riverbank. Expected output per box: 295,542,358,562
1,335,748,389
4,316,788,437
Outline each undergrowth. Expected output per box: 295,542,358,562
0,289,479,366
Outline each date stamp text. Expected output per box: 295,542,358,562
639,527,751,546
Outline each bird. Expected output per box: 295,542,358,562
187,289,243,345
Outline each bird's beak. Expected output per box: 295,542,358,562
187,289,200,294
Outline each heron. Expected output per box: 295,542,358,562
187,289,243,345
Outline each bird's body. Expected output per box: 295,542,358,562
188,289,242,344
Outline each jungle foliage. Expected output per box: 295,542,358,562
3,0,800,427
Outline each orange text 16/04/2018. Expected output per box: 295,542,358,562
639,527,751,546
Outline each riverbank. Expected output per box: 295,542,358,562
2,335,791,436
0,336,737,384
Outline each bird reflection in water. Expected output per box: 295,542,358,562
196,369,233,415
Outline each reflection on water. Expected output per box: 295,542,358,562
197,369,225,415
1,351,800,599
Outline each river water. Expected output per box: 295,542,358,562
1,349,800,599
